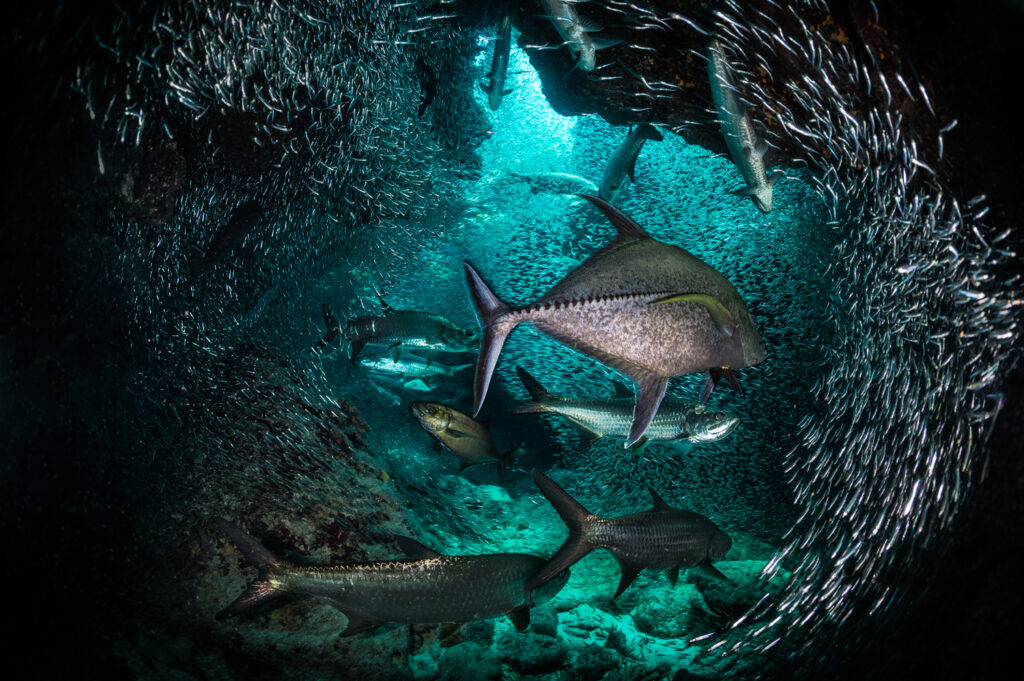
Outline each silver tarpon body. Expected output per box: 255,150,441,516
190,200,264,277
344,306,478,360
464,195,765,446
707,38,782,213
512,366,739,447
360,352,472,378
599,124,664,204
541,0,597,71
525,472,731,597
481,14,513,110
216,519,568,635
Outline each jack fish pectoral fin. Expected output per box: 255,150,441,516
626,372,669,448
613,556,643,598
507,607,530,632
395,535,442,559
652,293,738,337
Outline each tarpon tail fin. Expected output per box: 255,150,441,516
526,471,597,591
463,262,517,417
214,517,292,620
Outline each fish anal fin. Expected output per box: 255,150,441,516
722,368,744,396
507,607,530,632
575,427,602,452
652,293,738,337
576,194,650,242
613,557,642,598
394,535,442,559
666,568,679,587
626,372,668,448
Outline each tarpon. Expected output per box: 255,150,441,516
344,301,478,361
411,402,515,479
360,350,473,379
480,13,514,110
525,472,731,597
312,303,342,354
189,199,264,277
215,518,569,636
706,38,784,213
511,366,740,450
599,124,664,204
463,194,765,447
540,0,616,72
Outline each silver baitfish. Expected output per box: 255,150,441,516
464,194,765,447
511,366,740,450
344,300,479,361
480,13,514,110
599,123,664,204
215,518,569,637
525,471,732,597
706,38,783,212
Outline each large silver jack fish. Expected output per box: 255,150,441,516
525,471,732,597
215,518,569,637
706,38,784,213
463,194,765,447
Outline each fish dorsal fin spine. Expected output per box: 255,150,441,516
577,194,650,242
395,535,441,559
649,487,670,510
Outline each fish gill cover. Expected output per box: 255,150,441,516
5,0,1021,680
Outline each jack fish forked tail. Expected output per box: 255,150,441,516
213,518,570,637
463,194,765,447
525,471,732,598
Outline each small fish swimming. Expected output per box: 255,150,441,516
599,124,664,204
464,194,765,447
511,366,740,450
706,38,783,212
215,518,569,637
480,13,514,110
344,301,478,361
510,171,599,196
525,471,731,597
410,402,515,478
189,199,264,277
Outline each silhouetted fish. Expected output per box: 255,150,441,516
707,38,783,212
525,472,731,597
480,13,514,110
464,195,765,446
599,124,663,204
215,518,569,637
511,366,739,450
189,199,264,277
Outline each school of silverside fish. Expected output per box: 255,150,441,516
57,0,1021,678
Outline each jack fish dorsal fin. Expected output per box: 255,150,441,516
652,293,738,337
395,535,441,559
577,194,650,242
649,487,670,510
